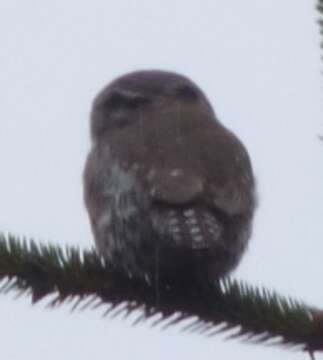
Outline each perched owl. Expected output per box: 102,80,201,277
84,70,256,287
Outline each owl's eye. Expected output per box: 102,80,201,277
92,89,152,135
174,84,199,100
105,90,151,110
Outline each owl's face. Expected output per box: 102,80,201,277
90,70,213,142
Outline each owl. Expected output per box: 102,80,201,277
83,70,256,287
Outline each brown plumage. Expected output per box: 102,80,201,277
84,70,257,286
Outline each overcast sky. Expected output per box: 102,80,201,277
0,1,323,359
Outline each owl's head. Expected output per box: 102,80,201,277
90,70,213,142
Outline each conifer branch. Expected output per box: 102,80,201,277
0,233,322,356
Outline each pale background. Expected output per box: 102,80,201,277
0,1,323,359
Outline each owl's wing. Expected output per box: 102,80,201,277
146,168,204,205
206,172,256,216
145,166,255,219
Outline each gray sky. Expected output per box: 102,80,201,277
0,1,323,359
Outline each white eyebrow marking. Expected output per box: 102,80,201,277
115,88,146,99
